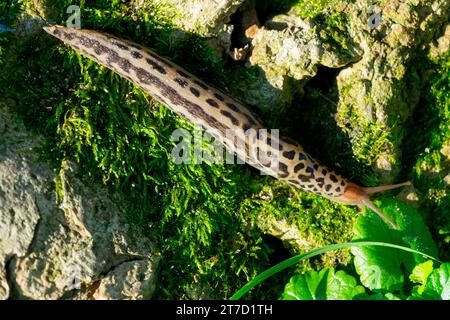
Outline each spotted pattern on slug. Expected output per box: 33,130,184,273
190,87,200,97
44,25,348,198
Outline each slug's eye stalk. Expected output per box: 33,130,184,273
335,181,411,229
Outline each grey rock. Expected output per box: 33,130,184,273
89,259,157,300
0,103,159,300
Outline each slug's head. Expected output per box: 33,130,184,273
334,181,411,229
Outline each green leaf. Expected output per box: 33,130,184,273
352,198,438,292
280,268,366,300
327,270,367,299
410,260,434,286
417,263,450,300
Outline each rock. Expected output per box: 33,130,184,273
333,0,450,181
0,102,159,300
155,0,246,37
246,13,361,111
72,259,157,300
429,23,450,58
396,185,421,208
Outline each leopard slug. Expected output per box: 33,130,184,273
43,25,410,228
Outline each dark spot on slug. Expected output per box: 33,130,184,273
226,103,239,112
174,78,188,88
294,162,305,172
313,164,319,170
220,110,239,125
206,99,219,108
278,162,288,172
341,180,346,187
299,153,307,161
329,174,338,183
114,42,129,50
282,150,296,160
288,180,300,185
131,51,143,59
298,174,311,182
146,58,167,74
64,32,74,40
322,169,328,175
324,184,332,191
316,177,325,184
335,187,341,193
118,58,132,72
190,87,200,97
305,166,314,174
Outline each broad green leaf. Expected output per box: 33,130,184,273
327,270,367,299
280,268,365,300
352,198,438,292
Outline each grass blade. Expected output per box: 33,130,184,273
230,241,441,300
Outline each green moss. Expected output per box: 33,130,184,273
317,11,352,55
289,0,341,19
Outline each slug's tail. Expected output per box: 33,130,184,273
335,181,411,229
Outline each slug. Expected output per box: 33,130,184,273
43,25,410,228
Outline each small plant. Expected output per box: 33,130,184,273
232,198,448,300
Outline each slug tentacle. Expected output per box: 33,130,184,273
362,181,411,195
334,181,411,229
